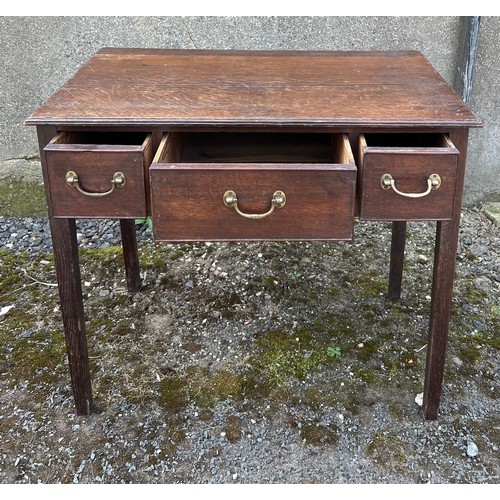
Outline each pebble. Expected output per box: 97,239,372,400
467,441,479,457
417,254,430,264
0,217,152,253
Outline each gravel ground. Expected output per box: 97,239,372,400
0,208,499,484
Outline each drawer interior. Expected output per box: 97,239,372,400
50,131,149,147
362,133,453,149
155,132,352,165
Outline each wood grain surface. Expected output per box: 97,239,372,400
26,49,481,128
359,133,459,220
150,132,356,241
44,132,152,218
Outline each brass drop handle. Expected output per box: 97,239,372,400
66,171,126,197
223,190,286,219
381,173,441,199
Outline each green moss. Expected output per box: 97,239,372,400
158,366,248,413
158,374,189,412
241,372,278,401
458,279,489,305
80,245,123,265
252,328,328,386
110,321,132,337
356,340,380,363
489,304,500,320
300,423,339,447
0,180,47,217
0,250,28,301
7,323,66,384
198,369,245,406
366,431,407,467
224,415,243,443
197,408,214,421
138,245,170,270
356,369,377,384
458,343,481,364
168,249,185,261
355,272,387,298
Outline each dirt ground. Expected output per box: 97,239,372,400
0,208,499,483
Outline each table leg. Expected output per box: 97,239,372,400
388,221,407,300
49,217,93,415
423,128,468,420
423,220,461,419
119,219,141,292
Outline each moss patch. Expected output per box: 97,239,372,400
366,430,408,469
224,415,243,443
0,249,64,390
158,374,189,413
0,180,47,217
300,423,339,447
251,328,330,387
158,367,246,413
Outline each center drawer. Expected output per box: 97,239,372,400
150,132,357,242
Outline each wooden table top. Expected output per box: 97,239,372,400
26,48,481,128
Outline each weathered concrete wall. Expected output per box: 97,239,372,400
0,16,497,215
464,16,500,204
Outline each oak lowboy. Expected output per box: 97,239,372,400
26,48,481,419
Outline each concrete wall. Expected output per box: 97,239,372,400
465,17,500,203
1,16,498,214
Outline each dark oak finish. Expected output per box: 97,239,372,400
37,126,93,415
388,221,407,300
150,133,356,241
49,218,93,415
26,49,481,419
120,219,141,293
359,134,459,221
44,132,153,218
26,49,481,129
423,128,470,420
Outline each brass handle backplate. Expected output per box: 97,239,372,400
380,173,441,199
66,171,126,197
223,190,286,219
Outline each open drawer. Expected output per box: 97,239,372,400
358,133,458,221
150,132,357,241
44,132,153,218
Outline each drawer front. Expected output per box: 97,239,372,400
150,165,356,241
359,134,458,221
44,132,152,218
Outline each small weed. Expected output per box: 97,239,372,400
326,346,341,359
135,217,153,230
